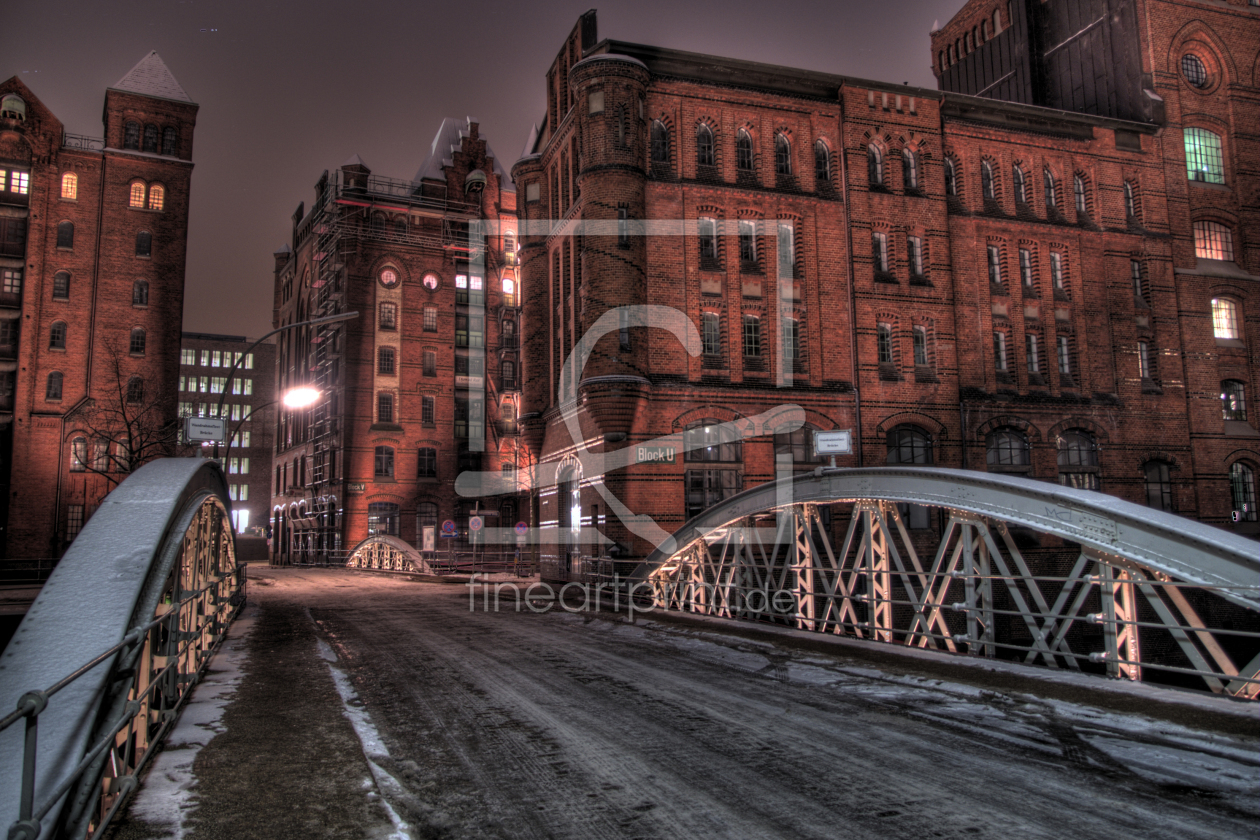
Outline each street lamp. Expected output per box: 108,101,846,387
212,310,358,458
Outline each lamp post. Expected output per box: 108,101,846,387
212,311,358,459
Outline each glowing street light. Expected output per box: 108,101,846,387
282,386,321,409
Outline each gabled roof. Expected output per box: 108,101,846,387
414,117,515,194
111,52,193,103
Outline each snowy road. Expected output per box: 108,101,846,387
116,567,1259,840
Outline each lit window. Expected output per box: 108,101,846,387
181,349,196,365
147,184,164,211
502,277,516,307
422,306,437,332
1211,298,1240,339
379,268,399,288
0,94,27,121
422,273,439,290
5,170,30,195
1181,54,1207,88
129,182,146,208
61,173,78,200
1195,222,1234,261
1221,380,1247,421
1184,128,1224,184
2,269,21,295
71,437,88,472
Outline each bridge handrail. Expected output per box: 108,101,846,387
634,467,1260,609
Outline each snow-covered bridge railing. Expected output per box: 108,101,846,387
0,458,244,839
632,467,1260,699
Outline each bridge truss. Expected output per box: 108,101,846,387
633,468,1260,699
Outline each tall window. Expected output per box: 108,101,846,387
886,425,932,528
56,221,74,250
50,321,67,350
702,312,721,356
903,150,919,190
650,120,670,168
53,271,70,300
1194,222,1234,261
993,331,1008,370
1211,298,1239,340
422,350,436,377
1050,252,1065,293
742,315,761,358
738,220,757,265
684,420,743,462
872,231,889,273
126,376,145,404
981,160,995,199
1026,333,1040,374
1221,380,1247,421
698,217,718,266
1130,260,1146,304
130,328,146,355
501,360,516,389
814,140,831,188
774,134,792,176
1184,128,1224,184
912,326,928,365
944,157,958,197
135,231,151,257
1057,335,1073,377
501,277,516,307
123,121,140,150
143,124,159,153
877,323,893,363
1144,461,1173,511
0,269,18,297
161,126,178,156
378,346,396,375
377,393,394,424
908,236,924,277
148,184,165,211
422,306,436,332
1123,181,1137,219
685,469,742,520
1230,462,1257,521
380,302,397,330
986,428,1030,468
129,182,146,208
1012,165,1027,203
867,145,883,187
374,446,395,478
367,502,400,535
1018,248,1034,290
778,221,794,280
775,426,819,465
501,319,516,347
46,371,63,400
783,317,800,365
1043,168,1056,209
1057,430,1100,490
987,244,1003,287
1074,174,1087,214
61,173,77,200
736,130,753,172
1137,341,1153,380
421,395,435,425
132,279,149,305
696,124,715,167
418,448,437,478
71,437,88,471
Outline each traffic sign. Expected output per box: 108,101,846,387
469,516,484,532
514,521,528,536
440,519,457,538
814,429,853,455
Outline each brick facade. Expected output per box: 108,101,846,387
0,54,197,560
517,7,1258,579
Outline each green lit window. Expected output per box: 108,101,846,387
1184,128,1224,184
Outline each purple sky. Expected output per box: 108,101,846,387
2,0,966,339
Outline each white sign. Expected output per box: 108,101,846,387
185,416,227,442
422,526,435,552
814,429,853,455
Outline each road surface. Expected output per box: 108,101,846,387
111,567,1259,840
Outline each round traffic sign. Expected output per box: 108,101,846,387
514,521,528,536
469,516,484,532
440,519,457,536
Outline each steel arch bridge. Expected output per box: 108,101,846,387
0,459,244,840
631,467,1260,699
345,535,434,574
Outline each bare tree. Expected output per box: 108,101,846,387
67,341,187,487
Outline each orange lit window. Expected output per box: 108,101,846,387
129,182,146,208
148,184,165,211
61,173,78,200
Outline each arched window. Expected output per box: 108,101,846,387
57,221,74,249
944,157,958,196
417,501,438,527
142,124,159,153
135,231,151,257
53,271,70,300
367,501,400,535
374,445,395,478
129,327,146,355
775,425,820,465
70,436,88,471
377,346,395,375
123,121,141,150
1073,174,1087,214
774,134,792,176
1195,222,1234,261
912,326,929,365
148,184,165,211
903,150,918,190
0,94,26,121
886,425,932,465
867,144,883,187
1123,180,1137,219
161,126,178,156
377,393,394,424
126,376,145,404
1221,380,1247,421
736,130,753,172
1012,165,1027,203
1230,462,1257,522
1144,461,1173,511
1184,128,1224,184
129,181,146,208
986,428,1030,469
696,124,714,167
132,279,149,306
684,419,742,462
814,140,831,188
1211,297,1240,339
61,173,78,200
981,159,995,199
1181,54,1207,88
877,323,893,363
650,120,670,165
1057,430,1100,490
46,371,63,400
1043,168,1056,209
49,321,67,350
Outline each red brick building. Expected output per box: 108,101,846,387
515,5,1258,578
270,119,524,563
0,54,198,560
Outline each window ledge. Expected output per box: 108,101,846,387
874,272,898,284
909,274,932,287
1188,179,1229,192
370,422,404,432
1223,420,1260,438
417,476,439,483
1140,379,1163,395
1216,337,1245,349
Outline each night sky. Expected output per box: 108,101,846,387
2,0,966,339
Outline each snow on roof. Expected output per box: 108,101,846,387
519,123,540,161
111,51,192,102
414,117,516,194
341,153,369,169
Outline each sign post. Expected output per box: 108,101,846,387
813,429,853,468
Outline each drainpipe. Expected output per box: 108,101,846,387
837,89,862,467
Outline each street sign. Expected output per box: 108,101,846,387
814,429,853,456
636,445,676,464
346,482,366,495
469,516,484,532
422,526,435,552
440,520,457,538
514,521,528,536
185,416,226,442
